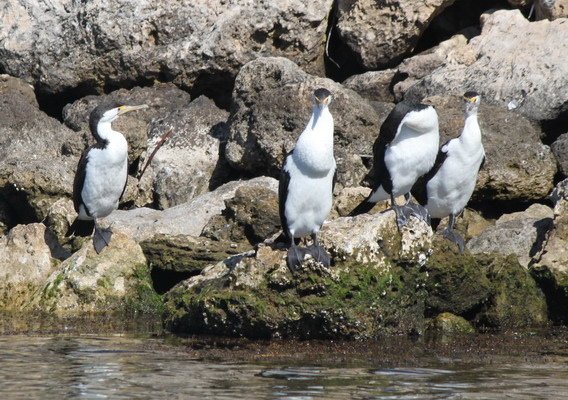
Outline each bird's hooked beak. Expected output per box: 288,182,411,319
464,95,479,104
315,95,333,109
117,104,149,115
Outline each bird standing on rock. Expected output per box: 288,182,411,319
411,91,485,252
279,88,336,271
349,101,440,227
68,101,148,253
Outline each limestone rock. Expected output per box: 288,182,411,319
225,57,391,187
62,83,192,164
533,0,568,20
0,0,332,102
142,95,233,209
105,177,279,242
552,132,568,177
405,10,568,122
335,0,456,69
424,95,556,202
0,224,60,310
36,231,159,315
343,69,397,103
0,86,82,222
202,185,280,245
0,74,37,106
467,204,554,267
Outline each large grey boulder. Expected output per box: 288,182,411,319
467,204,554,268
225,57,392,188
405,10,568,122
425,95,557,202
105,177,279,242
0,0,332,100
335,0,456,69
143,96,233,209
0,77,83,222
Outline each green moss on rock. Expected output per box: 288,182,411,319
426,312,475,334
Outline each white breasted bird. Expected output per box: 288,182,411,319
68,101,148,253
279,88,336,270
412,91,485,252
350,101,440,227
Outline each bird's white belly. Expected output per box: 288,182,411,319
81,152,128,219
285,163,334,238
426,149,484,218
385,134,438,196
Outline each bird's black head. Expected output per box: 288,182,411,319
463,91,481,114
313,88,332,108
88,101,148,142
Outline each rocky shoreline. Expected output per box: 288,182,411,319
0,1,567,338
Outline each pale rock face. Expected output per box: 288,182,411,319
335,0,456,69
405,10,568,122
0,224,60,310
0,0,332,100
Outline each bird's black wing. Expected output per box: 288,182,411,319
72,148,91,214
479,155,486,170
411,139,450,206
279,151,293,239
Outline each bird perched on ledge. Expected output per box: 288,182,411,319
349,101,440,227
68,101,147,253
279,88,336,271
412,91,485,252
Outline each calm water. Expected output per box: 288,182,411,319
1,332,568,399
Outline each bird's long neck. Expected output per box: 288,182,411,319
293,105,334,174
460,110,482,149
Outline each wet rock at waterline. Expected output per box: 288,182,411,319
34,232,160,316
225,57,392,187
0,0,332,102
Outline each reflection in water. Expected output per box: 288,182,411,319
1,335,568,399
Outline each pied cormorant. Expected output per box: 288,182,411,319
350,101,440,227
279,88,336,270
69,101,147,253
412,91,485,252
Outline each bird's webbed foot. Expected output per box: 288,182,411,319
307,244,331,267
442,227,465,253
287,245,308,272
405,202,430,224
93,225,113,254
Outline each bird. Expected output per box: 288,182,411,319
349,101,440,227
411,91,485,252
279,88,336,271
68,101,148,253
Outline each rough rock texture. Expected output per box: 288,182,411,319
202,185,281,245
225,57,392,187
552,132,568,177
63,83,192,165
335,0,456,69
0,74,37,106
426,312,475,335
343,69,397,103
426,238,548,330
105,177,279,242
533,0,568,20
467,204,554,267
35,232,159,315
0,0,331,101
0,224,60,310
405,10,568,122
531,179,568,323
143,96,233,209
0,79,82,223
425,95,556,202
164,213,433,339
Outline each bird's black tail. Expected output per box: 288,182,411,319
348,197,376,217
67,218,95,237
